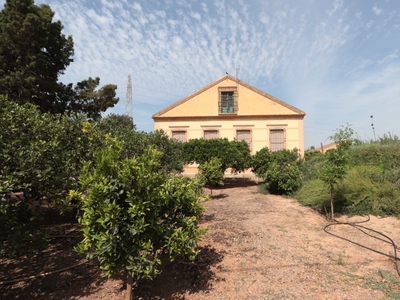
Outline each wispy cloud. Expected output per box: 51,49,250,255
372,5,383,15
1,0,400,147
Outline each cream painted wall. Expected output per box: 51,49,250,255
153,75,305,159
161,77,297,117
156,118,304,155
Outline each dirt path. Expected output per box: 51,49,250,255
1,182,400,299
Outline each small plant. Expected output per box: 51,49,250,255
321,124,354,221
197,157,224,196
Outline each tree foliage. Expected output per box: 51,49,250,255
74,139,207,299
183,138,251,173
197,157,224,196
94,115,185,172
321,124,354,221
251,147,272,178
0,0,118,118
0,95,90,256
257,148,303,195
65,77,119,119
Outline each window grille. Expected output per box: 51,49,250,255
204,130,218,140
220,92,234,113
171,131,186,142
236,130,251,151
270,129,285,151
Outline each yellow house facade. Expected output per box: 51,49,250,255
152,74,305,174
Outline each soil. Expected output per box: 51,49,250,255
1,180,400,300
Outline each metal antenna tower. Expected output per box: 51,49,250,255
125,74,133,121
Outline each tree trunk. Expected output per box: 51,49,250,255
330,188,334,222
126,271,133,300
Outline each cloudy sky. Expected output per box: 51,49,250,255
2,0,400,149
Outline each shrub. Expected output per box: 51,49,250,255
197,157,224,196
264,162,303,195
253,148,303,195
300,154,325,181
183,138,251,173
335,166,400,216
348,143,400,170
95,115,185,173
74,139,207,299
295,179,331,211
0,95,90,256
251,147,272,178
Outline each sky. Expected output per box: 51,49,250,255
2,0,400,149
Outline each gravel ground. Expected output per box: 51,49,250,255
1,181,400,299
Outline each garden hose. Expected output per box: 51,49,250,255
324,215,400,277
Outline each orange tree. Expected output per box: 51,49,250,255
0,95,91,257
73,139,207,300
321,124,354,221
183,138,251,173
252,147,303,195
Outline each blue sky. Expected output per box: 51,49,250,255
2,0,400,149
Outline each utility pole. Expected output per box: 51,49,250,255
125,74,133,121
370,115,376,142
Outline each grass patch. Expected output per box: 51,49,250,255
336,166,400,216
364,269,400,299
294,179,330,211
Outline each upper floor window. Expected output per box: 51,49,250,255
218,87,237,114
221,92,234,113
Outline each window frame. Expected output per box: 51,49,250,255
236,129,252,152
218,87,238,114
269,128,285,152
171,130,187,143
203,129,219,140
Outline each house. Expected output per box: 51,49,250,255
315,142,337,154
152,74,306,174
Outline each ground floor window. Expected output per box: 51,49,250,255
270,129,285,151
236,129,251,151
171,130,186,142
204,130,218,140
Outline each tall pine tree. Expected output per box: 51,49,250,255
0,0,118,118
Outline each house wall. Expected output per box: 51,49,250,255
155,117,304,156
160,78,297,117
153,75,305,175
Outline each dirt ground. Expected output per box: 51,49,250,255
1,180,400,299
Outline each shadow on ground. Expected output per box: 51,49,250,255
132,245,225,299
0,208,108,300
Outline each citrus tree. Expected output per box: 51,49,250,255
183,138,251,173
0,95,90,257
321,124,354,221
197,157,224,196
73,139,207,300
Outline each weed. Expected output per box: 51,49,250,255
336,253,345,266
327,251,346,266
364,269,400,299
313,243,324,250
341,271,362,280
268,244,277,250
262,288,275,295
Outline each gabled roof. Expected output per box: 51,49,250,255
152,74,305,118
